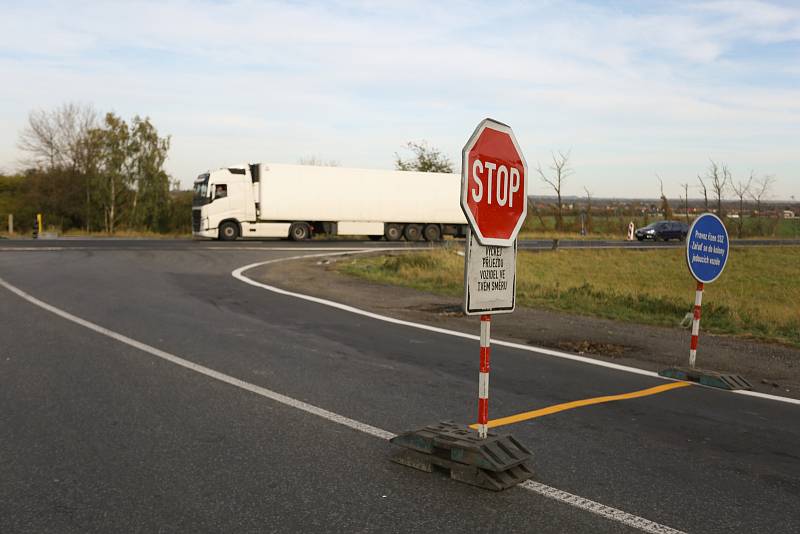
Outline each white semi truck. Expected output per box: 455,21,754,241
192,163,468,241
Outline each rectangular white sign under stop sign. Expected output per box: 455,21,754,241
463,229,517,315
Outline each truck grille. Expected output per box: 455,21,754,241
192,210,201,232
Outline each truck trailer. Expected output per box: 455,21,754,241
192,163,468,241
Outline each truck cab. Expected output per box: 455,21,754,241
192,166,259,240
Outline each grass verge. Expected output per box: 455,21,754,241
336,246,800,348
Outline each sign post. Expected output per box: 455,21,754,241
659,212,750,390
389,118,535,491
460,118,528,439
684,213,729,368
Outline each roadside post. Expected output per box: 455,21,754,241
659,213,751,390
390,118,534,491
33,213,42,239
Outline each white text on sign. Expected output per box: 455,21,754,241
690,229,727,267
471,159,520,207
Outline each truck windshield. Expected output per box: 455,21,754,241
193,174,210,206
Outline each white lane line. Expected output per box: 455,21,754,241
234,256,800,406
520,481,683,534
0,276,393,441
0,274,684,534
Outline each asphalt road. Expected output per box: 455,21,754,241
2,236,799,251
1,241,798,533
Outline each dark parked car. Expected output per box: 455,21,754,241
635,221,688,241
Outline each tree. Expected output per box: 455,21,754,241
536,150,572,231
696,175,709,212
679,182,690,223
17,102,97,171
750,174,776,214
91,113,133,233
394,141,453,173
129,116,172,231
17,103,179,235
705,160,729,216
582,186,593,234
17,102,101,231
656,174,673,219
730,171,753,238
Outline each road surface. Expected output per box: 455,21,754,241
1,240,798,533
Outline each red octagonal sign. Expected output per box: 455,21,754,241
461,118,528,246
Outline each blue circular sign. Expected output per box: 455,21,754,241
686,213,729,283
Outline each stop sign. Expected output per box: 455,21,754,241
460,118,528,246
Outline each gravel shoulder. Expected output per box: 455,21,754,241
253,252,800,399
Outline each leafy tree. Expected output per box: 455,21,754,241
129,116,171,231
394,141,454,173
17,103,178,234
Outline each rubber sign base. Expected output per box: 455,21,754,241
389,421,534,491
659,367,752,391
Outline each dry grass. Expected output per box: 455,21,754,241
337,246,800,347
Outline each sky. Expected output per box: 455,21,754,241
0,0,798,199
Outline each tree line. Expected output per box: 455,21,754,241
2,103,190,234
533,151,782,238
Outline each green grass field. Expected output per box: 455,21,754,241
337,246,800,347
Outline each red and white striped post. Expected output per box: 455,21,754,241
689,281,704,368
477,314,491,439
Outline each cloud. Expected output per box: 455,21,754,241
0,0,798,198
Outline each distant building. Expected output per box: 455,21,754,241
784,210,796,219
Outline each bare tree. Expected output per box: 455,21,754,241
750,174,776,214
730,171,753,238
656,174,673,219
680,182,690,223
705,160,729,216
696,174,709,211
18,102,100,231
17,102,97,171
582,186,593,235
536,150,572,231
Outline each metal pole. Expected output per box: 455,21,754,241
689,281,704,368
478,314,491,439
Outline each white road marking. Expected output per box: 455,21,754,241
0,274,685,534
520,481,684,534
0,275,393,440
233,256,800,406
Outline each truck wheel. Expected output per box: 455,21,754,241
219,222,239,241
423,224,442,242
289,222,311,241
384,224,403,241
404,224,423,242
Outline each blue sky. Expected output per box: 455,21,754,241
0,0,798,199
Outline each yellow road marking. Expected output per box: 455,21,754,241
470,381,692,430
